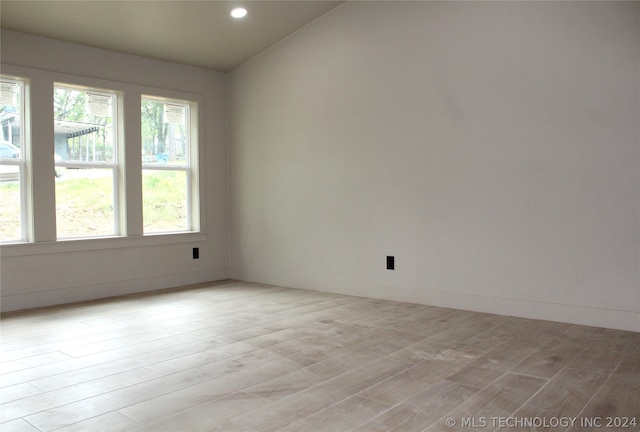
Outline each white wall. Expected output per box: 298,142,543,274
0,30,229,311
230,2,640,331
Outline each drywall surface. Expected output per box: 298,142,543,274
230,2,640,331
1,30,229,311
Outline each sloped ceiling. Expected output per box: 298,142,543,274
0,0,343,72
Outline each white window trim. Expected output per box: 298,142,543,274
0,76,29,243
141,95,199,234
0,63,205,248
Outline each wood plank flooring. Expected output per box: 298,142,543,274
1,280,639,432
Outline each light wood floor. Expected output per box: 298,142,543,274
1,281,639,432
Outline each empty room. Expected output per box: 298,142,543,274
1,1,638,431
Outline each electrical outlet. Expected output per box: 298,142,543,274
192,247,199,259
386,256,394,270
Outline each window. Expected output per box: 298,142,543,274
0,77,27,243
141,96,195,233
1,72,201,244
54,84,119,238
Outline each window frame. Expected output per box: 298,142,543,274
0,76,29,243
53,82,122,239
0,63,205,249
141,95,199,234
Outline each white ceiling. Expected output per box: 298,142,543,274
0,0,343,72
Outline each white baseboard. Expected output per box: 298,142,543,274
5,265,637,333
230,267,640,333
1,268,229,312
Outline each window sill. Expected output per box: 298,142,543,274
0,231,206,257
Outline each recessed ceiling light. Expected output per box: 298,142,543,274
231,7,247,19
